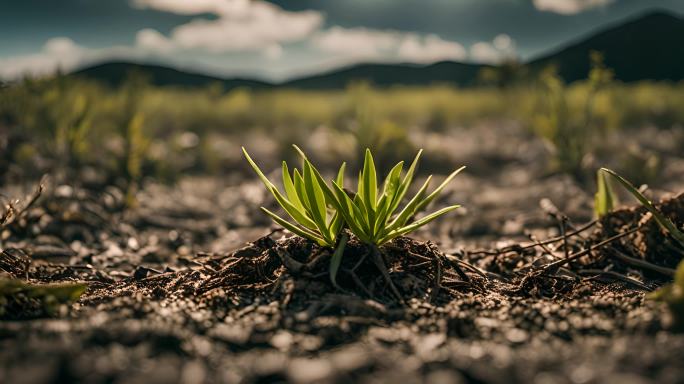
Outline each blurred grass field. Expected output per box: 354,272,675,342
1,67,683,189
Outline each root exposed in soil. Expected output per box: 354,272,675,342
203,234,478,305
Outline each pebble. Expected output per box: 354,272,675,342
288,358,333,383
505,328,529,344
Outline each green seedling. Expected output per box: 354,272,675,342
0,279,86,301
244,146,464,293
244,146,464,248
294,146,464,295
313,148,464,246
594,168,618,218
599,168,684,248
242,147,345,247
650,260,684,330
532,52,614,182
598,168,684,329
0,278,87,317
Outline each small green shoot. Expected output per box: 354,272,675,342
594,168,618,218
245,146,464,288
294,147,464,246
599,168,684,248
650,260,684,330
242,147,345,247
0,278,87,317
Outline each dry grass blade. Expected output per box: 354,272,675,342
0,179,45,230
540,227,639,273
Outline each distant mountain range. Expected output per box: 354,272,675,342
281,61,490,89
72,10,684,89
528,10,684,83
72,62,271,89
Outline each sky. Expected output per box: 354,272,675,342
1,0,683,81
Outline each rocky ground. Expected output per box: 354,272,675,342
1,124,683,384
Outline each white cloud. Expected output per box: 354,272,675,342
43,37,83,56
262,44,283,60
131,0,228,15
311,27,466,63
132,0,249,16
470,34,516,64
493,34,514,52
135,28,175,53
0,38,87,79
0,0,499,80
0,37,155,80
132,0,322,54
398,34,467,63
470,42,501,64
312,27,399,58
532,0,614,15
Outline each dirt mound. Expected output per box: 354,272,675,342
595,192,684,270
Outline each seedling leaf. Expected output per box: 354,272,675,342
381,205,460,243
261,207,326,245
244,147,343,247
600,168,684,247
594,168,617,218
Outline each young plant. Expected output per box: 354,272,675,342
597,169,684,328
599,168,684,248
594,168,618,218
245,146,464,295
242,147,345,248
292,147,464,296
650,259,684,330
295,147,464,246
532,52,614,182
0,278,87,317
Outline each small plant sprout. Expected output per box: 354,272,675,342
291,146,464,298
650,259,684,330
599,168,684,248
314,148,465,246
245,145,465,298
594,168,618,218
242,147,345,248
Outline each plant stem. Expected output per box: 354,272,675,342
370,244,404,303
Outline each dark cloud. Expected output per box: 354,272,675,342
0,0,683,79
0,0,203,54
266,0,684,57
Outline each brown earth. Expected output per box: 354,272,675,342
1,122,684,384
0,174,683,384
